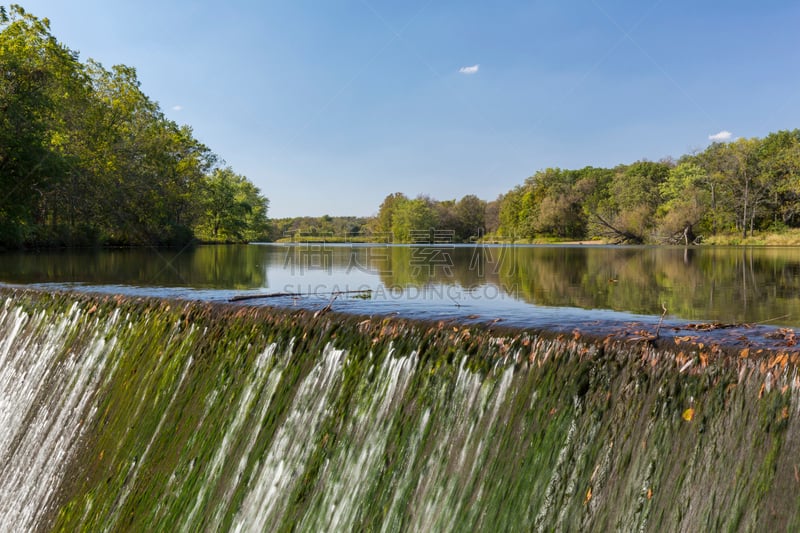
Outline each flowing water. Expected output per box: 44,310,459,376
1,288,799,531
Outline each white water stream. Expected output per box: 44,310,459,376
0,299,119,531
0,295,526,531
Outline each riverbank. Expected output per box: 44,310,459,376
484,229,800,246
702,228,800,246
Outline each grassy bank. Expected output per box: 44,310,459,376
702,229,800,246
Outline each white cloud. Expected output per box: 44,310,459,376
708,130,732,142
459,64,479,75
172,105,184,112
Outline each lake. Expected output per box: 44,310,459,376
2,243,800,331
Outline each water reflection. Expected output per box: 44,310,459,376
2,244,800,327
0,246,267,289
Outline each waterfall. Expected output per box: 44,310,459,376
0,300,118,531
1,288,799,531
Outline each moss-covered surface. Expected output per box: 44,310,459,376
1,287,799,531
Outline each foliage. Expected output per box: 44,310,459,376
368,192,487,243
656,162,710,238
490,132,800,244
356,131,800,244
13,7,800,248
270,215,369,242
0,5,268,248
371,192,407,236
391,196,438,243
195,168,269,242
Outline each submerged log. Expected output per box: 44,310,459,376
229,289,372,302
229,292,301,302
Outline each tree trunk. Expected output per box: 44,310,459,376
710,183,717,234
683,223,696,245
742,175,749,239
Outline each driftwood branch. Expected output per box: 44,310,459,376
314,294,338,317
592,213,645,245
655,303,667,338
660,222,702,246
229,289,372,303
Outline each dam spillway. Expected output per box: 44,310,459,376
0,287,799,531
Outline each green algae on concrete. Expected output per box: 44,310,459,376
0,287,798,532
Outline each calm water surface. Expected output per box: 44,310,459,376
2,243,800,330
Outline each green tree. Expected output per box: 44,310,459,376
372,192,408,237
197,167,268,242
454,194,486,241
656,162,710,240
698,138,764,238
0,6,267,248
497,186,524,240
588,161,670,243
484,195,502,236
0,5,80,244
391,196,438,243
757,130,800,227
434,198,459,238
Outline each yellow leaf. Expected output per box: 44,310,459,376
647,488,653,500
584,487,592,504
739,348,750,359
682,408,695,421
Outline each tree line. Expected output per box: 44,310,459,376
0,5,268,249
273,195,490,244
13,5,797,248
494,131,800,244
358,130,800,244
269,215,370,242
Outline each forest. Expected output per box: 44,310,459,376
277,130,800,245
274,194,491,244
0,5,268,249
4,5,800,248
353,129,800,244
493,130,800,244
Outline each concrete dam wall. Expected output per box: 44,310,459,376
1,288,798,531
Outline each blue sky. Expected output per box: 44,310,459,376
17,1,800,217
